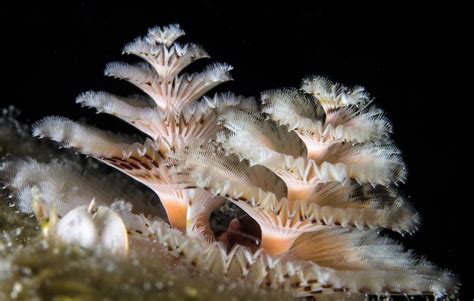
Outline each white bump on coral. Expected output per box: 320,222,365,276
53,200,129,256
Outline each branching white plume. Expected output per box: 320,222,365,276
1,23,458,300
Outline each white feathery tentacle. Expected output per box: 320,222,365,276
262,89,392,158
105,61,233,113
301,75,371,112
0,159,164,217
102,24,233,114
217,108,405,197
287,228,421,270
123,39,209,80
174,143,418,257
31,117,191,230
132,215,457,298
32,116,139,157
76,91,164,140
145,24,185,47
261,88,325,128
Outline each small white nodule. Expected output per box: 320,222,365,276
54,201,129,256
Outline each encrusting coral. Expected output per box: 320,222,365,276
1,24,458,299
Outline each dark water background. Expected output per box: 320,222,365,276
0,1,468,299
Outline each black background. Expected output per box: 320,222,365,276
1,1,469,299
